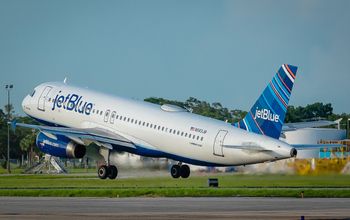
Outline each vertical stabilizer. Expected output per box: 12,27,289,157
233,64,298,139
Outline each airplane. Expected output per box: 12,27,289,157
13,64,299,179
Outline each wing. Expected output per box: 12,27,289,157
10,121,157,151
282,119,340,132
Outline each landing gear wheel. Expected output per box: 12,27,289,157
180,164,190,178
98,165,108,179
170,164,181,178
108,165,118,179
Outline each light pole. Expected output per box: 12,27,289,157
5,84,13,174
348,118,350,139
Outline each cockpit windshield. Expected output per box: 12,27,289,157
30,90,36,97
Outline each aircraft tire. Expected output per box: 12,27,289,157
180,165,190,178
98,165,109,179
170,165,181,178
108,165,118,179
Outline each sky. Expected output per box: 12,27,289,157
0,0,349,115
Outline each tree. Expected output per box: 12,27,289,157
285,102,334,123
4,104,14,120
20,132,37,166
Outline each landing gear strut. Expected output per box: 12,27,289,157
170,163,190,178
98,147,118,180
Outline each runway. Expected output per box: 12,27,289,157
1,197,349,219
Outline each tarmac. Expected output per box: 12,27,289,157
1,197,350,219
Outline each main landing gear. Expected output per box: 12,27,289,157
170,163,190,178
98,165,118,179
98,147,118,180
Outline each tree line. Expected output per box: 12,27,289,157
145,97,349,124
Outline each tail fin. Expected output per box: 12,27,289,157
233,64,298,139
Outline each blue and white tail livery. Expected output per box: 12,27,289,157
233,64,298,139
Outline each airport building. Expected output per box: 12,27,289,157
281,127,350,175
281,127,347,159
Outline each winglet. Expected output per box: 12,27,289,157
334,118,342,124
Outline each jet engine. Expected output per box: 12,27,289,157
36,132,86,158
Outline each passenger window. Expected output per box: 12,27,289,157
189,134,191,138
96,110,99,114
146,123,149,127
197,136,199,140
177,131,180,135
185,133,187,137
100,111,103,115
169,129,172,133
201,137,204,141
127,118,130,122
181,132,184,136
173,130,176,134
158,125,161,130
123,117,126,121
162,127,164,131
142,122,145,126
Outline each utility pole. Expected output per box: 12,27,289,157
5,84,13,174
348,118,350,139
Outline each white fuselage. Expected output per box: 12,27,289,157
22,82,294,166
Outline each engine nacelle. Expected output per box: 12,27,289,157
36,132,86,158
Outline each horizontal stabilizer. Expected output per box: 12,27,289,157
292,144,343,150
283,119,341,131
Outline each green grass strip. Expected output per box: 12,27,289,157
1,188,349,198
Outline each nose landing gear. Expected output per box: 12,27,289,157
170,163,190,178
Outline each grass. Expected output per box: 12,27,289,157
0,173,350,197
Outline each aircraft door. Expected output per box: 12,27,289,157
213,130,228,157
110,111,116,124
37,86,53,111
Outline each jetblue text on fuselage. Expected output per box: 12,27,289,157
254,108,280,123
52,92,93,115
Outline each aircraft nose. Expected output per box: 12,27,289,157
22,95,31,111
